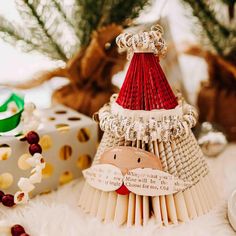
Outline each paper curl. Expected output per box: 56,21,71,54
116,25,167,59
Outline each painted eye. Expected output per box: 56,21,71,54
113,154,116,160
137,158,141,163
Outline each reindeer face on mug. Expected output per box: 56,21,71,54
83,146,190,196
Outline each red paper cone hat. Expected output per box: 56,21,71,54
116,26,178,111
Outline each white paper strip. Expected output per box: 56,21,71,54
83,164,123,192
124,168,190,196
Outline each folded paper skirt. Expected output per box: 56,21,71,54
79,130,219,226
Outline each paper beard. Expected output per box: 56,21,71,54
83,164,191,196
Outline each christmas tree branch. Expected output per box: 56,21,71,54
16,0,67,60
74,0,151,45
0,16,31,46
0,0,151,60
52,0,81,39
182,0,228,52
182,0,236,61
75,0,106,45
0,15,59,58
108,0,150,25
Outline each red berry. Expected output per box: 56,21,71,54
11,224,25,236
26,131,39,144
116,184,130,195
29,143,42,155
0,191,4,202
20,234,30,236
2,194,15,207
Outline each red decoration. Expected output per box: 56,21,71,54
29,143,42,155
116,53,178,110
11,224,25,236
26,131,40,144
0,131,41,208
2,194,15,207
116,184,130,195
0,190,4,202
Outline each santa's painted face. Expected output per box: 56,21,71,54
99,146,162,175
99,147,162,195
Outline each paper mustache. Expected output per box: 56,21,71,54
83,164,191,196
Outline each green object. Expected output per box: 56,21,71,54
181,0,236,62
0,93,24,132
0,0,151,61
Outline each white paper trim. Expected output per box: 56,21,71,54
83,164,123,192
111,102,183,121
124,168,191,196
98,95,198,142
84,164,191,196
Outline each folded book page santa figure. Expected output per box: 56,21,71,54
79,25,219,226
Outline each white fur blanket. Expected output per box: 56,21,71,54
1,144,236,236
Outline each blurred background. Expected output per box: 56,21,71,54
0,0,235,141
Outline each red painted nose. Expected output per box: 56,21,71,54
116,184,130,195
